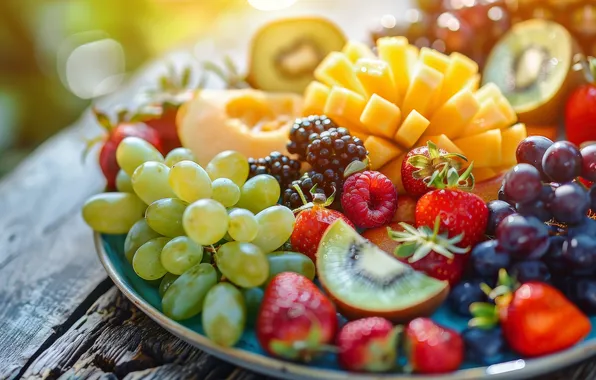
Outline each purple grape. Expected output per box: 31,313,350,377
570,279,596,314
496,214,550,259
567,217,596,237
510,260,550,283
462,327,507,365
542,235,566,274
541,141,582,183
589,184,596,211
562,235,596,271
486,200,516,235
516,135,553,180
549,183,590,225
503,164,542,203
447,280,486,317
470,239,511,279
497,183,512,205
581,144,596,182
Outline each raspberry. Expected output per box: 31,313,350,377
287,115,337,161
341,171,398,229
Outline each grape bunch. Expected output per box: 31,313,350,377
82,139,317,347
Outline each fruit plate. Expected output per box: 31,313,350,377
96,232,596,380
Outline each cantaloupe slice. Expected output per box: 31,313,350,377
314,52,366,96
501,123,528,167
454,129,502,168
324,86,368,132
360,94,402,139
426,89,481,138
364,136,403,170
395,110,430,148
401,65,443,119
303,81,329,116
342,41,376,63
354,58,399,104
379,153,407,194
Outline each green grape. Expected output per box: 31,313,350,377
266,251,315,285
145,198,187,237
165,147,197,167
161,236,204,275
241,287,264,327
183,199,228,245
124,219,161,263
215,241,269,288
116,136,164,176
202,283,246,347
132,237,170,280
116,170,134,193
159,272,179,298
211,178,240,207
169,160,212,203
206,150,249,187
82,192,146,234
228,208,259,242
251,206,296,253
235,175,280,214
131,162,176,204
162,263,217,320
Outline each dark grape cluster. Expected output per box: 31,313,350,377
287,115,337,161
282,170,342,210
248,152,301,190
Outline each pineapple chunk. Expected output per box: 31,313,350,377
354,58,399,104
324,86,368,133
377,37,414,105
302,81,329,116
314,52,366,96
421,134,464,155
364,136,403,170
461,98,509,136
395,110,430,148
342,41,376,63
379,153,407,194
419,47,451,74
360,94,402,139
501,123,528,167
401,65,444,119
437,52,478,105
426,89,481,138
473,167,498,182
454,129,502,168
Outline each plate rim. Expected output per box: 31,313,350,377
95,232,596,380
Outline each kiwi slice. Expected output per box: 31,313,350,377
483,19,585,126
246,17,346,94
317,220,449,323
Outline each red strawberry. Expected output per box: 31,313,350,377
566,85,596,148
256,272,338,361
401,140,466,198
87,108,163,190
471,270,591,357
337,317,400,372
405,317,464,374
290,192,354,263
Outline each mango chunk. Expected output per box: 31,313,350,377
324,86,368,133
401,64,444,119
501,123,528,167
461,98,509,136
454,129,502,168
360,94,402,139
379,153,407,194
342,41,376,63
472,167,498,182
496,96,518,126
476,83,503,104
395,110,430,148
354,58,399,104
419,47,451,74
420,134,464,155
314,52,366,96
426,89,481,138
364,136,403,170
464,74,481,92
376,37,414,105
438,52,478,105
302,81,329,116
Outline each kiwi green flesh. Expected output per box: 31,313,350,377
482,20,572,112
317,220,447,312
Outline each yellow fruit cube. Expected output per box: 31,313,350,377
464,74,481,92
475,83,503,104
395,110,430,148
420,134,464,155
342,41,376,63
354,58,399,104
360,94,402,139
501,123,528,167
496,97,518,126
302,81,330,116
426,89,481,138
324,86,368,133
472,167,498,182
350,130,371,142
314,52,366,96
461,98,509,136
419,47,451,74
437,52,478,105
377,37,414,105
454,129,502,168
401,65,444,119
364,136,403,170
379,153,407,194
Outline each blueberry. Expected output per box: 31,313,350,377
542,235,566,274
447,281,486,317
567,217,596,237
573,279,596,314
510,261,550,283
462,327,507,365
470,240,511,280
562,234,596,272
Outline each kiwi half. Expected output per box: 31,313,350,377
317,219,449,323
483,19,585,126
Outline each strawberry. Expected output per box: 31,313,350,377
86,108,163,190
290,189,354,263
405,317,464,374
336,317,400,372
470,270,591,358
401,140,467,198
565,57,596,148
256,272,338,361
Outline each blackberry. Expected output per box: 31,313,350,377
283,170,342,210
248,151,301,190
287,115,337,161
306,127,367,174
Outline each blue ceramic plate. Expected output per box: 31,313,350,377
96,233,596,379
